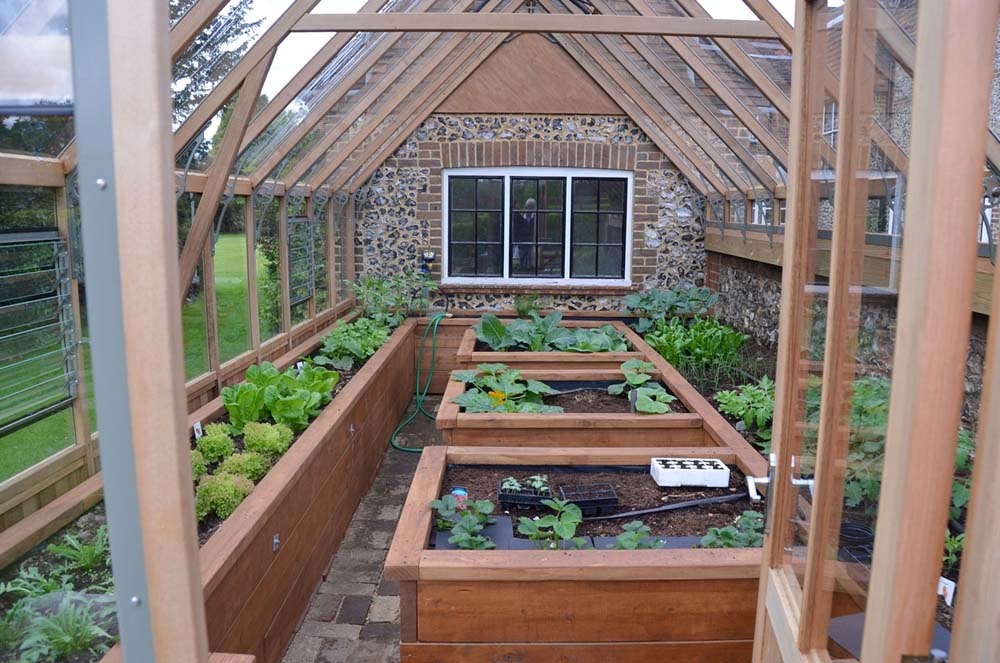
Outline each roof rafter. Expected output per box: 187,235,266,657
577,0,777,192
170,0,231,59
173,0,322,156
308,7,521,191
251,0,477,185
292,13,780,38
239,0,390,153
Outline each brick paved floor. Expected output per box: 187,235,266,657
281,398,441,663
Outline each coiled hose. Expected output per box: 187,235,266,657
390,311,450,453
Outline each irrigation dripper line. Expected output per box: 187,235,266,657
583,493,744,521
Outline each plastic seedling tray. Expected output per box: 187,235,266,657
558,483,619,516
497,483,552,509
650,457,730,488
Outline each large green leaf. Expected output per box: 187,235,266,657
474,314,512,350
451,389,497,413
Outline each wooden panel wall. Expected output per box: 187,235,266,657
413,318,471,394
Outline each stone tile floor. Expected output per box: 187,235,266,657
281,398,441,663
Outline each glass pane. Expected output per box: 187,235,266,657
182,259,210,380
600,213,625,244
573,213,597,243
0,0,73,113
540,212,564,242
313,201,330,313
0,115,74,157
510,244,535,276
511,207,535,244
597,246,623,278
538,245,564,277
291,299,309,326
540,178,565,210
255,197,283,342
451,178,475,209
511,178,537,208
477,211,502,243
449,244,475,276
451,212,474,242
0,186,57,231
0,408,75,482
214,198,250,363
571,246,596,277
477,178,503,209
477,244,502,276
572,179,598,211
601,180,626,212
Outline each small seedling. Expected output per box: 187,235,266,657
608,360,677,414
500,477,523,493
46,526,110,573
517,498,584,549
700,511,764,549
608,520,666,550
942,531,965,574
525,474,549,492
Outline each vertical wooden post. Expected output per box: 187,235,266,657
245,197,261,363
861,1,1000,660
278,195,292,348
69,0,209,658
798,0,877,649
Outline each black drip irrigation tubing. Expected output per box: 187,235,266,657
584,493,745,521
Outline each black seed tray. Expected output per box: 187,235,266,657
497,483,552,509
558,483,619,516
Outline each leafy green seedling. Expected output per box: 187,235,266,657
700,511,764,549
517,498,584,549
608,520,666,550
524,474,549,492
608,360,677,413
46,526,110,573
500,477,523,493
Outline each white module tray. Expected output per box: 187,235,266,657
650,457,730,488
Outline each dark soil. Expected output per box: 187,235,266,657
544,388,633,414
472,340,634,353
442,464,756,539
936,594,953,630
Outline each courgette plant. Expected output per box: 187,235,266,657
450,363,563,413
608,359,677,414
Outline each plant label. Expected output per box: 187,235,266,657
193,421,204,440
937,577,956,606
296,361,305,374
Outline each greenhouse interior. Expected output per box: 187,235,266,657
1,0,999,661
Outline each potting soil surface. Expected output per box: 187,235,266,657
442,464,756,538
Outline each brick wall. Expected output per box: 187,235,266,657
356,114,706,310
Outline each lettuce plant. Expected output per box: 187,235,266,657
221,361,339,432
644,317,747,369
450,363,563,413
196,425,235,464
242,422,293,459
190,449,207,481
315,317,392,370
195,473,254,521
218,452,271,482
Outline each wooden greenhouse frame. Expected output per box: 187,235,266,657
2,0,1000,661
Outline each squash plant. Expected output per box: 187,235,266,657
607,359,677,414
450,363,563,413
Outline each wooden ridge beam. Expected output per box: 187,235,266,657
178,51,274,302
240,0,389,154
292,13,780,39
173,0,321,157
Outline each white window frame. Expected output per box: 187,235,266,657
441,166,634,286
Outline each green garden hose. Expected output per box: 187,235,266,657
390,311,450,453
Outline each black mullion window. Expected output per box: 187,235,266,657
509,177,565,277
570,178,627,278
448,176,504,276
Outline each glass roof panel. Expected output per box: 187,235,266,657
172,0,294,128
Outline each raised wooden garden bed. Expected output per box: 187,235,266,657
436,366,767,478
385,446,764,662
100,319,417,663
456,319,646,371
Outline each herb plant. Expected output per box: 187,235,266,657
623,284,719,333
700,511,764,549
517,498,589,549
17,597,115,662
716,376,776,449
942,532,965,575
645,317,748,370
46,526,110,573
607,359,677,414
348,270,436,329
0,567,74,601
314,317,392,371
450,363,563,413
608,520,665,550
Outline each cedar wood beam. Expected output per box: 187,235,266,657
178,52,274,302
292,13,780,39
